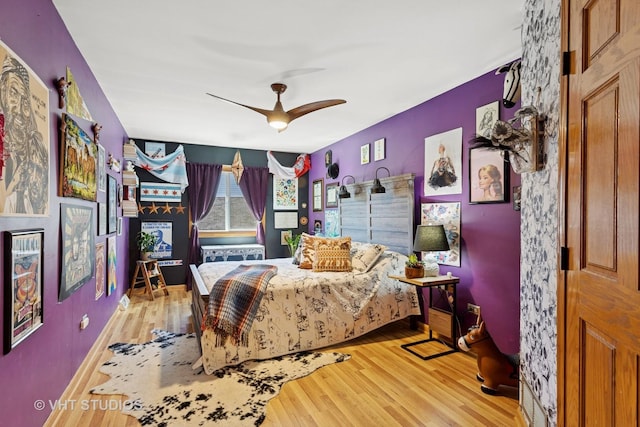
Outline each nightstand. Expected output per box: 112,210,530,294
389,274,459,360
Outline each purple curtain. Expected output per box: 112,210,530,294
238,166,269,246
186,162,222,287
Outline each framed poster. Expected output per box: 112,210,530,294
312,179,323,212
360,144,370,165
98,202,107,236
421,202,461,267
141,221,173,259
97,143,106,192
374,138,386,161
107,175,117,233
60,204,95,301
325,182,339,208
273,177,298,210
95,242,105,300
107,235,116,296
476,101,499,139
0,40,50,217
3,229,44,353
60,113,98,201
424,128,463,196
469,147,509,204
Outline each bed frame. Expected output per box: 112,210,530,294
189,173,416,345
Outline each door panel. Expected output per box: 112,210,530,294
563,0,640,424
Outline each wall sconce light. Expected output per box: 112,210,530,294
413,224,450,277
338,175,356,199
371,167,390,194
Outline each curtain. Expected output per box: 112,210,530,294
238,166,269,246
186,162,222,287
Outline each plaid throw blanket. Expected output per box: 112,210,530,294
203,264,278,347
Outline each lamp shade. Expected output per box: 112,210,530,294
413,224,450,252
338,175,355,199
371,167,390,194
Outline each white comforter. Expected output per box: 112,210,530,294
196,251,419,374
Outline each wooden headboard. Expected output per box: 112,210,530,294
339,173,415,255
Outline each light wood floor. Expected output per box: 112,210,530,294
45,286,525,427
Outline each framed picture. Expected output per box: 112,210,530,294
424,127,463,196
98,202,107,236
421,202,461,267
97,143,106,192
476,101,499,139
469,147,509,204
325,182,339,208
107,235,116,296
324,150,332,166
107,175,117,233
117,217,123,236
0,40,50,217
95,242,105,300
314,220,323,234
361,144,370,165
374,138,386,161
3,229,44,353
312,179,323,212
60,204,95,301
60,113,98,201
273,177,298,210
141,221,173,259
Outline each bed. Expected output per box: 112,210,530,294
190,173,418,374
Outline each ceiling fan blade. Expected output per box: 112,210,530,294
206,92,272,117
287,99,346,121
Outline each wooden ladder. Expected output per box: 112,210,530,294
128,259,169,300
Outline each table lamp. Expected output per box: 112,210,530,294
413,224,450,277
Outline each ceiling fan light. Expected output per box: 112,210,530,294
268,119,288,130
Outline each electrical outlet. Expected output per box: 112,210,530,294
80,314,89,330
467,303,480,315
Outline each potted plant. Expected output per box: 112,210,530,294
136,231,158,261
405,253,425,279
284,232,301,257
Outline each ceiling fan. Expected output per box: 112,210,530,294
207,83,346,132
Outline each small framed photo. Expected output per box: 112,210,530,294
314,220,323,234
374,138,386,161
325,182,339,208
476,101,499,139
4,229,44,354
98,202,107,236
361,144,370,165
107,175,117,234
312,179,323,212
469,147,509,204
280,230,292,246
98,144,106,192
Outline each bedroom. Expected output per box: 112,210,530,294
2,0,638,426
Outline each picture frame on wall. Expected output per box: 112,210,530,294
98,202,107,236
325,182,339,208
360,144,370,165
60,113,98,202
273,177,298,210
312,179,323,212
476,101,500,139
3,229,44,354
141,221,173,259
107,175,117,233
374,138,386,161
95,242,105,300
420,202,461,267
59,204,95,302
469,146,509,204
424,127,463,196
97,143,106,192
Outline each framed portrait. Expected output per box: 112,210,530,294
60,204,95,301
312,179,323,212
360,144,370,165
314,220,323,234
324,150,332,166
273,177,298,210
0,40,50,217
421,202,461,267
95,242,105,300
3,229,44,353
97,143,106,192
424,127,463,196
325,182,339,208
107,235,116,296
476,101,499,139
141,221,173,259
107,175,117,233
469,147,509,204
374,138,386,161
60,113,98,201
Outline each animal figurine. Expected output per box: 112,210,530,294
458,320,519,395
496,59,521,108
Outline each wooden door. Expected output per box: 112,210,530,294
561,0,640,425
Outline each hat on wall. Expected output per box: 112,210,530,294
327,163,339,179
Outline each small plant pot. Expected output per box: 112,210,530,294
405,266,424,279
140,251,153,261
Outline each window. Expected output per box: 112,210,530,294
198,171,256,234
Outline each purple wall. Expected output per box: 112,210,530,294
308,68,521,354
0,1,129,426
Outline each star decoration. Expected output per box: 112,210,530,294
137,203,146,214
147,202,159,214
174,204,186,214
162,203,173,214
232,150,244,183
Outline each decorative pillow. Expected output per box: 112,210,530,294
298,233,317,269
351,243,387,273
312,237,352,272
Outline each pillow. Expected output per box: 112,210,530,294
298,233,317,269
312,237,352,272
351,243,387,273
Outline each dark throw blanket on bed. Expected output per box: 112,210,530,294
203,264,278,347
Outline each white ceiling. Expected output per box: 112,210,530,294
52,0,523,154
